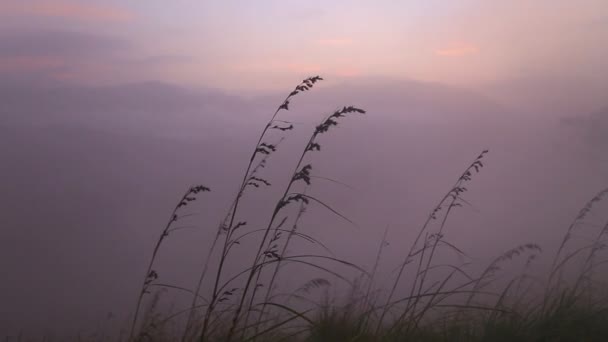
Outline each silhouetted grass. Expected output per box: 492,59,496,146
17,77,608,342
126,77,608,342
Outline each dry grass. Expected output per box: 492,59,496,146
16,77,608,342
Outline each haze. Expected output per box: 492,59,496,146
1,1,608,339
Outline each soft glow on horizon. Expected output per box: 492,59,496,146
435,43,479,57
0,0,606,91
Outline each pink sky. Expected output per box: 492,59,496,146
0,0,607,91
0,1,134,22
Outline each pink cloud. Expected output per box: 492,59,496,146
435,43,479,57
317,38,354,46
0,1,134,22
335,66,360,77
0,56,64,72
231,61,322,74
286,63,322,73
0,56,117,83
51,62,115,82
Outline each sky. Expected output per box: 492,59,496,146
1,0,607,91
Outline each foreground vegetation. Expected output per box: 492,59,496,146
127,77,608,342
12,77,608,341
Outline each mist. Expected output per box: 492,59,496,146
2,2,608,341
2,72,607,336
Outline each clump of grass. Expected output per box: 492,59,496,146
121,76,366,342
125,77,608,342
218,106,366,342
375,150,489,337
186,77,323,341
130,185,210,341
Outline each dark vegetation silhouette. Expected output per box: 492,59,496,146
18,76,608,341
123,77,608,342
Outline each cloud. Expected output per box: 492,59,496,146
0,29,131,82
317,38,354,46
231,61,322,75
589,16,608,28
435,43,479,57
286,63,322,73
0,29,130,58
335,66,360,77
291,7,325,20
0,0,134,22
0,56,65,72
135,55,196,66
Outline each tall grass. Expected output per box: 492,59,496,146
130,185,210,341
125,77,608,342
